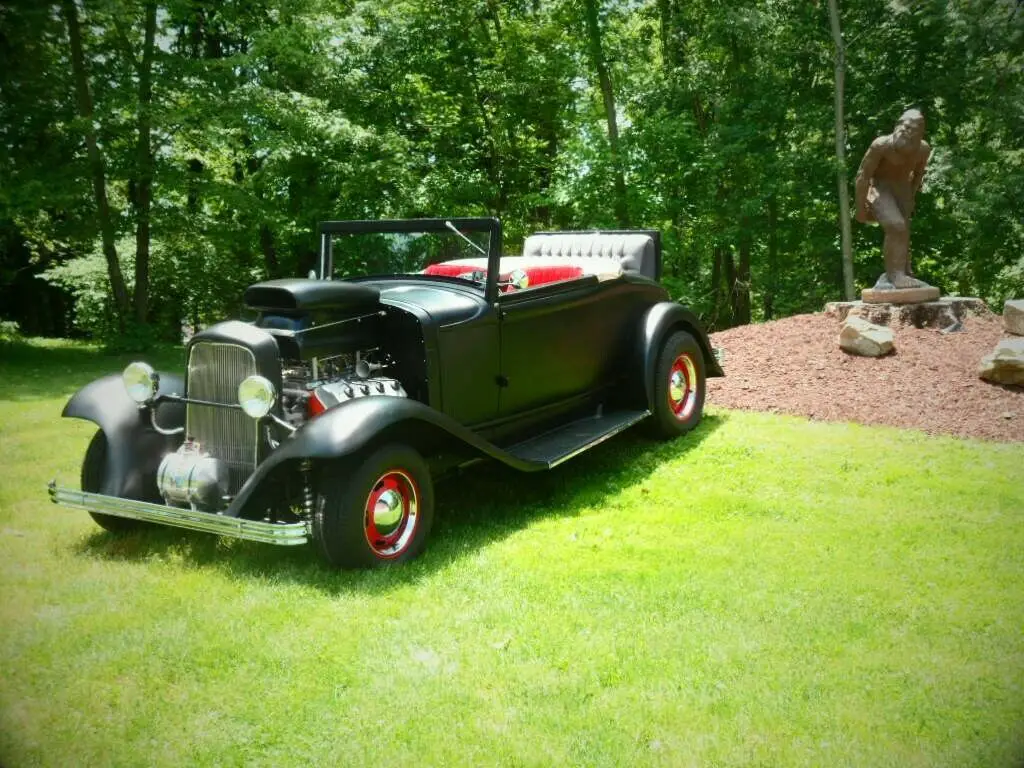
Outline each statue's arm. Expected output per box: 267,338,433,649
854,139,885,222
912,140,931,195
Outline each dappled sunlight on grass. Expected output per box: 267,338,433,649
67,416,727,595
2,343,1024,767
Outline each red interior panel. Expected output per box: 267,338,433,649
424,262,583,288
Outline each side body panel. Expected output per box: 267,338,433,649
496,275,668,416
371,281,501,424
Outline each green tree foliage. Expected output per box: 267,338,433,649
0,0,1021,344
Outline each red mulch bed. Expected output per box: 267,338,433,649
706,312,1024,442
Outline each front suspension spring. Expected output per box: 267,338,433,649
300,459,315,521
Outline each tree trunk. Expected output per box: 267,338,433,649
133,0,157,324
61,0,131,326
734,234,752,325
259,224,280,278
764,194,778,320
711,246,737,330
721,246,737,328
828,0,856,300
582,0,629,227
710,247,723,329
658,0,679,71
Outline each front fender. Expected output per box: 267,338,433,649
226,396,542,516
62,373,185,499
639,302,723,409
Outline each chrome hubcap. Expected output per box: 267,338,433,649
372,489,404,532
668,354,698,420
364,470,419,558
669,370,687,404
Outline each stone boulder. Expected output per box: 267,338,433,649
839,316,895,357
1004,300,1024,336
979,337,1024,387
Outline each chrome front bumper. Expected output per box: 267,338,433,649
48,483,309,546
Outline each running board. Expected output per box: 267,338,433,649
505,409,649,468
48,483,309,546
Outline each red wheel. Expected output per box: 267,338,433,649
647,330,706,438
667,353,699,421
313,444,434,568
364,470,421,559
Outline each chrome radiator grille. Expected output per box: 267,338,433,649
186,342,259,495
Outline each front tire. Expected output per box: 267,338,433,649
81,430,143,534
312,444,434,569
647,330,707,438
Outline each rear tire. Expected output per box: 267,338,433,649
81,431,143,534
312,444,434,569
646,330,706,438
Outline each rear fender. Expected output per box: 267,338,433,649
638,303,722,409
62,373,185,499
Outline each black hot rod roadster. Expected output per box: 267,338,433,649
49,218,722,568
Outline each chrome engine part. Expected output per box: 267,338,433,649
312,376,407,408
280,352,406,426
157,443,229,510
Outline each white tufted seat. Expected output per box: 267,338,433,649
522,233,657,280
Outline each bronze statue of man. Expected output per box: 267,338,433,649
855,109,935,295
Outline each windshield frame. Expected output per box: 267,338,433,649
318,218,503,302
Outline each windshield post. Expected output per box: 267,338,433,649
319,233,333,279
484,219,502,303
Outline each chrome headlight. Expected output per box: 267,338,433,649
122,362,159,404
238,375,276,419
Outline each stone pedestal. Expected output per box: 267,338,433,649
824,297,990,329
862,285,940,304
861,273,941,305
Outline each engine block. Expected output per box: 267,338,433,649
313,376,407,408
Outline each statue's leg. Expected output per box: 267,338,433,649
870,192,915,288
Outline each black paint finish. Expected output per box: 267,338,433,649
62,373,185,500
59,219,724,529
187,320,284,404
244,278,380,313
638,302,723,411
224,396,549,518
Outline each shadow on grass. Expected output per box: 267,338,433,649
0,339,184,401
73,413,726,594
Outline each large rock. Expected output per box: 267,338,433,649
825,297,989,329
839,316,895,357
979,337,1024,387
1004,300,1024,336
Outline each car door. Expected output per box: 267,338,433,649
497,277,634,416
437,312,501,426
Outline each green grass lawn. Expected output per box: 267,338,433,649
2,339,1023,767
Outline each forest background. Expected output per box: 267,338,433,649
1,0,1021,349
